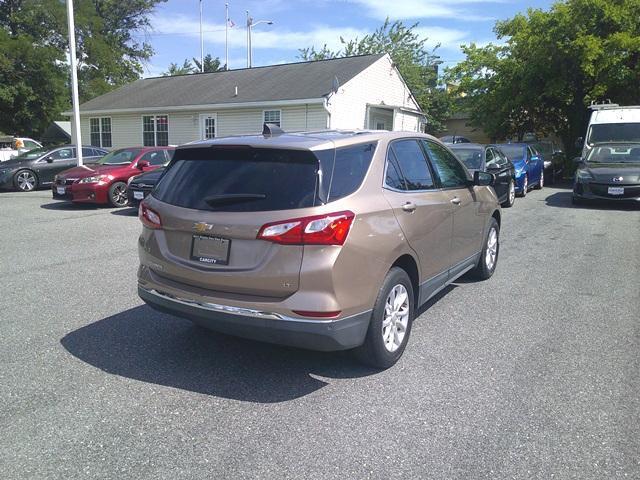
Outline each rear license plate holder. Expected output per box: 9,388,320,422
608,186,624,195
191,235,230,265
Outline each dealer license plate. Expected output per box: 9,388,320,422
191,235,230,265
608,187,624,195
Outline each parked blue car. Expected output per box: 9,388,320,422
496,143,545,196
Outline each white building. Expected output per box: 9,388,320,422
67,53,424,149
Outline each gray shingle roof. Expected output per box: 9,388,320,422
79,54,386,112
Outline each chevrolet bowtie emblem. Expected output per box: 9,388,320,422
193,222,214,233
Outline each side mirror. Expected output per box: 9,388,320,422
474,170,494,186
531,155,540,161
46,156,54,163
573,156,584,165
574,137,584,150
137,160,150,169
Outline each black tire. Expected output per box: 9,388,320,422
469,217,500,281
14,169,38,192
501,179,515,208
108,181,128,207
535,170,544,189
518,175,528,197
354,267,415,369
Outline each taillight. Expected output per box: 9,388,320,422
257,211,355,245
139,202,162,229
292,310,342,318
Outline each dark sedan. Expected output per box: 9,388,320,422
449,143,517,207
0,145,107,191
127,167,166,207
573,142,640,204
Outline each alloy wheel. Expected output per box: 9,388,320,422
111,183,128,207
485,227,498,270
382,284,410,353
16,171,36,191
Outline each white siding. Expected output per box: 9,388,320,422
328,54,422,132
76,104,328,149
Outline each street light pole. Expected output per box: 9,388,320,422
246,12,273,68
199,0,204,72
66,0,83,166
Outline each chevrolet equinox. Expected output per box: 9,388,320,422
137,129,501,368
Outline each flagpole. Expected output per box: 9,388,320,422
199,0,204,72
225,3,229,70
66,0,83,166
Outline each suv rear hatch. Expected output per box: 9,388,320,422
147,145,322,298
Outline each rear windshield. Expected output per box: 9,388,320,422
588,123,640,145
499,145,525,161
451,148,483,169
153,143,376,212
154,147,320,212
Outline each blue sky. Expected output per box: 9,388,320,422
141,0,555,77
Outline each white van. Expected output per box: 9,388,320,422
580,104,640,157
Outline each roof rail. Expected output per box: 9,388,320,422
263,123,285,137
589,100,620,110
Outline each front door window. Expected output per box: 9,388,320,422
201,114,216,140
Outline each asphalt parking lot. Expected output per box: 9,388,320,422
0,186,638,479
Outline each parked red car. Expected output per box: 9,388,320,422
52,147,174,207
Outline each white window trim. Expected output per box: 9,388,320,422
89,116,112,148
141,114,170,147
199,113,218,140
263,109,282,128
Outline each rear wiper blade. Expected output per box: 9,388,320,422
204,193,266,206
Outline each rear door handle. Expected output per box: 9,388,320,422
402,202,417,212
450,197,461,205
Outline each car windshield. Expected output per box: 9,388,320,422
451,148,483,169
97,148,141,165
588,123,640,145
586,144,640,163
499,145,525,161
13,146,50,160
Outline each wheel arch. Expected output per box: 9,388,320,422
491,209,501,228
391,254,420,305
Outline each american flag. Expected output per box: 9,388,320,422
228,18,235,28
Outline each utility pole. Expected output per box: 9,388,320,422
66,0,83,166
246,10,250,68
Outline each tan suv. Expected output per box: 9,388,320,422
137,130,501,368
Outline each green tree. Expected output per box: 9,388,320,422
299,19,449,133
163,54,224,76
447,0,640,154
0,0,166,136
163,59,196,76
193,54,223,73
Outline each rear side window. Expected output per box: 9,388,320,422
387,139,434,191
317,142,376,202
153,147,320,212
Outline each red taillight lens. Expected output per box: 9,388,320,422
257,211,355,245
292,310,341,318
139,202,162,229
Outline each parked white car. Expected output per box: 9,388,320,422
0,136,43,162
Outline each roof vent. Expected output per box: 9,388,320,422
263,123,285,137
234,85,238,96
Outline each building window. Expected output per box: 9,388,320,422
90,117,112,148
263,110,281,127
201,114,216,139
142,115,169,146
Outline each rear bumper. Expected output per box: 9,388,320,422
138,285,371,351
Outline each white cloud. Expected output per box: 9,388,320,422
347,0,504,21
414,26,469,50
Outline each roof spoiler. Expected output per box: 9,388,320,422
263,123,285,137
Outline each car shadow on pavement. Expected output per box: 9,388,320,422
60,305,379,403
40,201,100,211
545,191,640,210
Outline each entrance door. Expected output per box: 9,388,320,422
200,114,217,140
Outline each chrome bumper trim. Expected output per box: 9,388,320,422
140,286,370,324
